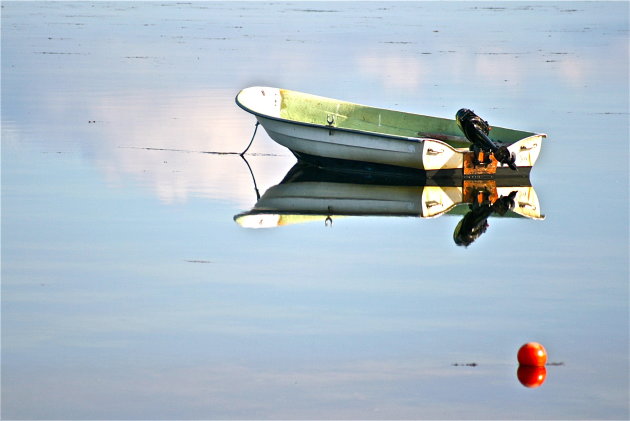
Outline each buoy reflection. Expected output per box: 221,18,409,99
517,365,547,388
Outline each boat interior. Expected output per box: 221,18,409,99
237,86,538,148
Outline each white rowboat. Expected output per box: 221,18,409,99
236,87,546,177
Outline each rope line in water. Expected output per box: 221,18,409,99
118,121,264,156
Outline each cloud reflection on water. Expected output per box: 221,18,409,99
86,88,292,206
11,86,294,207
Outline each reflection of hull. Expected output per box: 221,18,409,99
235,164,543,229
236,87,546,176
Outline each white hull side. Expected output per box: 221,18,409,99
257,116,544,171
257,116,465,171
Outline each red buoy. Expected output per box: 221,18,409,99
517,342,547,367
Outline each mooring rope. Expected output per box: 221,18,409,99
240,121,260,156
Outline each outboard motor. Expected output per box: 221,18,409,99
456,109,517,170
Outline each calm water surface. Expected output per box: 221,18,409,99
2,2,628,419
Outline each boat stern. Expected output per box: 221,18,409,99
507,134,546,168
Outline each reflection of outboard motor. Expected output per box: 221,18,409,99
453,191,517,247
456,109,517,170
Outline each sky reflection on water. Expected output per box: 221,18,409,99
2,2,628,419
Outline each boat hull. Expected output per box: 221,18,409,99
258,115,428,169
258,115,541,176
290,150,532,178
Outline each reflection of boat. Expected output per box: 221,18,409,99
236,87,546,177
234,163,544,246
